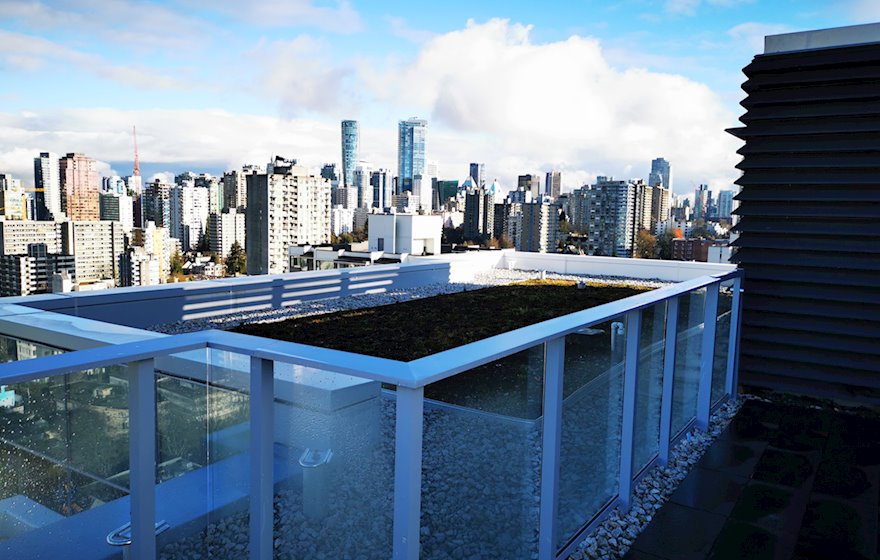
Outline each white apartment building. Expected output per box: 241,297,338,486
170,185,210,250
330,206,355,237
518,202,559,253
61,221,124,284
246,164,331,275
207,208,246,259
0,221,64,255
99,192,134,233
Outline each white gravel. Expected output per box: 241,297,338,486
151,267,670,335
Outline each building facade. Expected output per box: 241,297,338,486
33,152,61,221
341,120,359,188
59,153,100,221
397,118,427,194
207,208,246,260
518,202,559,253
246,164,331,275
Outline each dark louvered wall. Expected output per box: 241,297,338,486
728,42,880,402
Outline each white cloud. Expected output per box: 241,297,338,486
665,0,701,16
665,0,754,16
0,19,743,194
727,22,792,53
849,0,880,19
189,0,362,33
386,16,436,44
0,30,192,89
362,19,741,191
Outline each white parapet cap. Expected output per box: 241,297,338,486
765,22,880,54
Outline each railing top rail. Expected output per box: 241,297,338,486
0,270,741,389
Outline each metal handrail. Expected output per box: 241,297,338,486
0,270,742,390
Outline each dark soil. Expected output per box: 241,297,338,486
232,280,652,361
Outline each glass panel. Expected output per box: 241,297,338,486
272,364,393,558
0,365,130,557
0,335,61,363
421,345,543,559
557,315,626,549
156,348,251,559
633,302,667,474
671,289,706,438
712,281,735,406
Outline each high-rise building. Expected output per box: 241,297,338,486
463,187,494,242
568,185,591,233
0,221,63,255
717,190,734,220
371,169,393,209
587,176,638,258
222,169,250,211
130,221,177,283
650,185,672,233
33,152,61,221
246,163,331,275
517,174,542,198
143,179,172,229
59,153,100,221
469,163,485,187
353,163,372,209
693,184,709,221
649,157,672,190
518,202,559,253
398,118,427,194
545,170,562,199
207,208,246,259
341,120,359,188
0,174,28,221
170,185,210,250
99,192,134,234
60,221,124,285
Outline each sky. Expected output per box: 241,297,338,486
1,0,878,195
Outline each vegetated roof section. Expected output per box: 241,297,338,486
231,281,652,361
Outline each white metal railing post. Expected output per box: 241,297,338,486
658,297,679,465
250,357,274,560
128,358,157,560
725,276,743,399
538,338,565,559
618,310,641,510
393,385,424,560
696,283,720,431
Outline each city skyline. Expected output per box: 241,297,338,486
1,2,878,193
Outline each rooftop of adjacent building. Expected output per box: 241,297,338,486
765,22,880,53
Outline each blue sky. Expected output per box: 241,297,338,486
1,0,878,193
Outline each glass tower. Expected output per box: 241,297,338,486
341,120,359,188
649,157,671,190
397,118,427,193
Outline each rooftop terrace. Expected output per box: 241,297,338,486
0,251,742,559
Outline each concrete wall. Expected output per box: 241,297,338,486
7,259,459,329
500,251,734,282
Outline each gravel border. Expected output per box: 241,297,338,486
567,397,745,559
151,268,670,335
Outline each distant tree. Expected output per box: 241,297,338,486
499,234,514,249
488,236,500,249
225,241,247,276
170,249,184,275
442,225,464,245
672,227,685,239
635,229,658,259
331,232,355,245
196,229,210,253
658,232,676,260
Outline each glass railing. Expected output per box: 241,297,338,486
0,269,743,560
